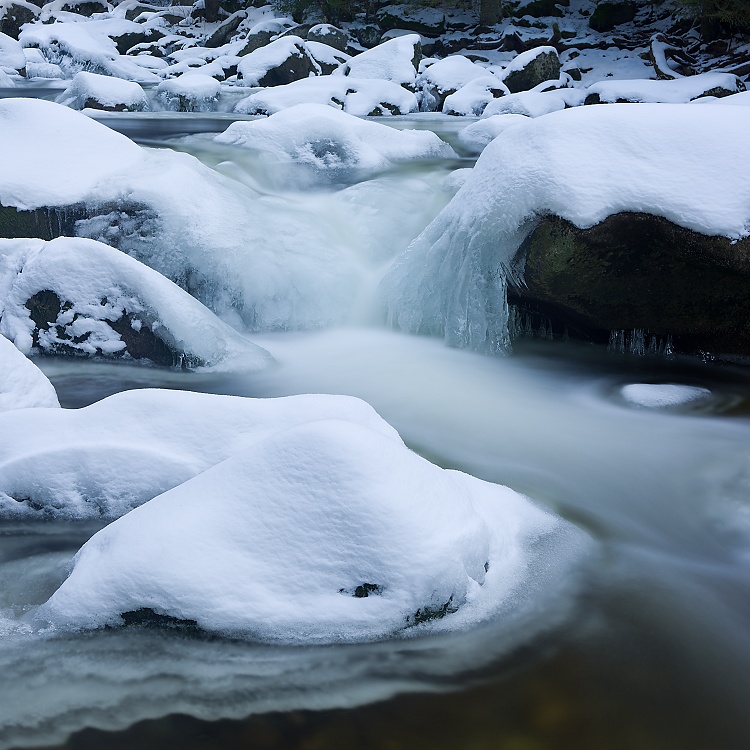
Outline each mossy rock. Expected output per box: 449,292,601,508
511,213,750,357
588,1,637,33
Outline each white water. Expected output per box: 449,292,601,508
2,114,750,748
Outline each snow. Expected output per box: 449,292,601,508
0,389,395,519
0,67,13,86
441,75,510,116
586,71,744,104
339,34,420,88
0,237,272,369
418,55,493,95
215,103,455,178
482,88,585,118
38,412,566,642
693,90,750,107
0,335,59,413
382,103,750,352
237,35,321,86
0,31,25,72
57,70,148,110
234,74,418,116
306,40,348,69
621,384,712,409
458,114,529,155
155,71,220,111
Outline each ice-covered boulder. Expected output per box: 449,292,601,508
584,71,745,104
0,389,394,518
57,70,148,111
237,35,320,87
215,103,455,182
234,74,418,116
38,413,569,642
155,71,220,111
0,0,39,41
382,104,750,354
501,46,561,94
0,334,59,413
0,237,272,369
339,34,421,89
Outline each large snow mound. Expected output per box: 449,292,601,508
0,389,395,519
0,237,272,370
56,70,148,111
382,103,750,352
215,103,455,178
0,334,59,413
339,34,420,87
39,415,570,642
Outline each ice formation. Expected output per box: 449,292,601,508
38,411,568,642
0,237,272,369
382,103,750,352
620,384,712,408
0,334,59,413
215,103,456,179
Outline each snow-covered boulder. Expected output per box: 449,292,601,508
155,71,220,111
0,0,39,40
0,389,394,518
442,76,510,116
215,103,455,183
306,40,348,75
0,334,59,413
0,66,12,85
458,114,530,155
237,35,320,87
0,237,272,369
584,71,745,104
57,70,148,111
307,23,348,52
237,17,295,56
501,46,561,93
418,55,497,111
482,88,585,118
382,104,750,354
339,33,421,89
38,412,571,642
0,30,24,73
234,74,418,116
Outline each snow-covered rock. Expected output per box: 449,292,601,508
0,66,12,84
38,411,569,642
585,71,745,104
215,103,455,181
155,71,220,111
0,30,24,72
442,75,510,116
500,46,561,93
307,23,348,52
339,33,421,89
0,0,39,41
234,73,418,116
0,237,272,369
458,114,530,155
237,35,320,86
0,334,59,413
418,55,495,109
306,39,348,75
0,389,394,518
57,70,148,111
482,87,585,118
382,103,750,353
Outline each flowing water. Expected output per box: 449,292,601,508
2,112,750,750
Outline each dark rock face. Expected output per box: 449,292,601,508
59,0,107,15
0,1,39,39
241,39,320,87
110,28,164,55
204,10,246,49
510,213,750,356
0,203,85,240
588,1,637,33
503,48,561,93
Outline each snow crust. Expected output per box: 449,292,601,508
0,389,394,519
0,334,59,413
621,383,712,408
57,70,148,110
234,73,418,116
37,405,564,642
0,237,272,369
215,103,455,177
383,103,750,352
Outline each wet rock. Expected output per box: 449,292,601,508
589,1,637,33
511,213,750,356
0,0,39,40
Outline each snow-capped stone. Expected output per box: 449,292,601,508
0,389,395,518
0,334,59,413
237,35,320,86
585,72,745,104
0,237,272,369
57,70,148,111
442,75,510,116
0,0,38,41
307,23,347,52
39,413,566,642
458,114,530,155
500,46,561,94
0,30,24,72
234,74,418,116
418,55,498,110
339,33,421,88
305,40,348,75
0,66,12,84
215,103,456,179
155,71,220,111
482,88,585,118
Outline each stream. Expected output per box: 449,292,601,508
2,112,750,750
